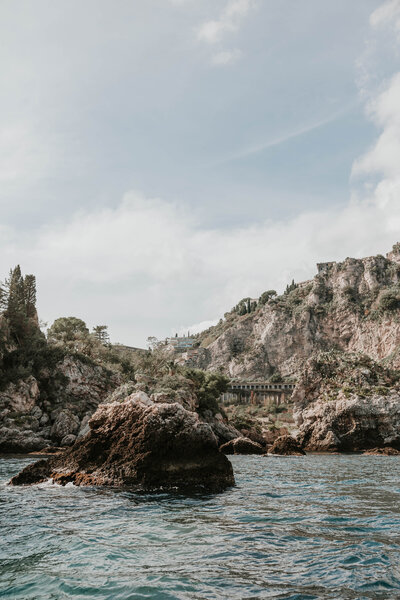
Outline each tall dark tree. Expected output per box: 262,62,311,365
24,275,37,318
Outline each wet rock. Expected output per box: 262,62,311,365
29,446,64,456
220,436,264,455
268,435,305,456
10,393,235,492
363,447,400,455
0,427,50,453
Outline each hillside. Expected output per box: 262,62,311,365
193,244,400,379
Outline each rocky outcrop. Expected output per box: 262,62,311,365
0,356,119,453
268,435,305,455
220,436,264,455
363,447,400,455
194,244,400,379
10,393,235,493
293,351,400,451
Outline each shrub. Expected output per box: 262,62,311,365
379,288,400,312
184,369,229,415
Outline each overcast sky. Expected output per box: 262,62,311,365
1,0,400,346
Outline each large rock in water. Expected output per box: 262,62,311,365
10,394,235,493
268,435,305,456
220,436,264,455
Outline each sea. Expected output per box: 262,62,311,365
1,454,399,600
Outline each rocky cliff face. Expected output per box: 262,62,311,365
0,356,120,453
195,244,400,379
292,351,400,451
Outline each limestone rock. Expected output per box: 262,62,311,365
220,436,264,455
192,245,400,379
0,355,120,453
293,351,400,452
0,376,40,414
268,435,305,456
50,410,80,442
10,393,235,492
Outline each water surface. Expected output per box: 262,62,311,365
1,455,399,599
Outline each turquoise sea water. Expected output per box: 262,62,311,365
1,454,400,600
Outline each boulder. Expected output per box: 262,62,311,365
10,393,235,493
220,436,264,455
50,410,80,442
268,435,305,456
0,426,50,453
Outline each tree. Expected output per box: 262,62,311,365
24,275,37,318
93,325,110,345
6,266,25,316
184,369,229,414
285,279,298,295
47,317,89,343
147,336,160,351
227,333,245,357
0,266,38,345
259,290,277,305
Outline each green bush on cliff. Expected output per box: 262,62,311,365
184,369,229,415
379,287,400,312
258,290,277,305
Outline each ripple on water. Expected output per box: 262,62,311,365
1,454,400,599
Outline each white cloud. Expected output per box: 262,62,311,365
179,320,219,336
0,186,399,347
197,0,254,46
370,0,400,32
1,0,400,348
211,49,242,66
352,72,400,179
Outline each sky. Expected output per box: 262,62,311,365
1,0,400,346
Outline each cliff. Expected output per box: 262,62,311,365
292,351,400,451
0,355,120,453
194,244,400,379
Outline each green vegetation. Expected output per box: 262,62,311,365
0,266,136,390
310,350,400,399
47,317,89,343
259,290,277,305
184,369,229,414
379,286,400,312
284,279,298,295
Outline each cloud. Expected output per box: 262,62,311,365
370,0,400,32
179,320,219,336
352,72,400,179
1,0,400,348
211,49,242,66
210,102,356,165
197,0,254,44
0,185,399,347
